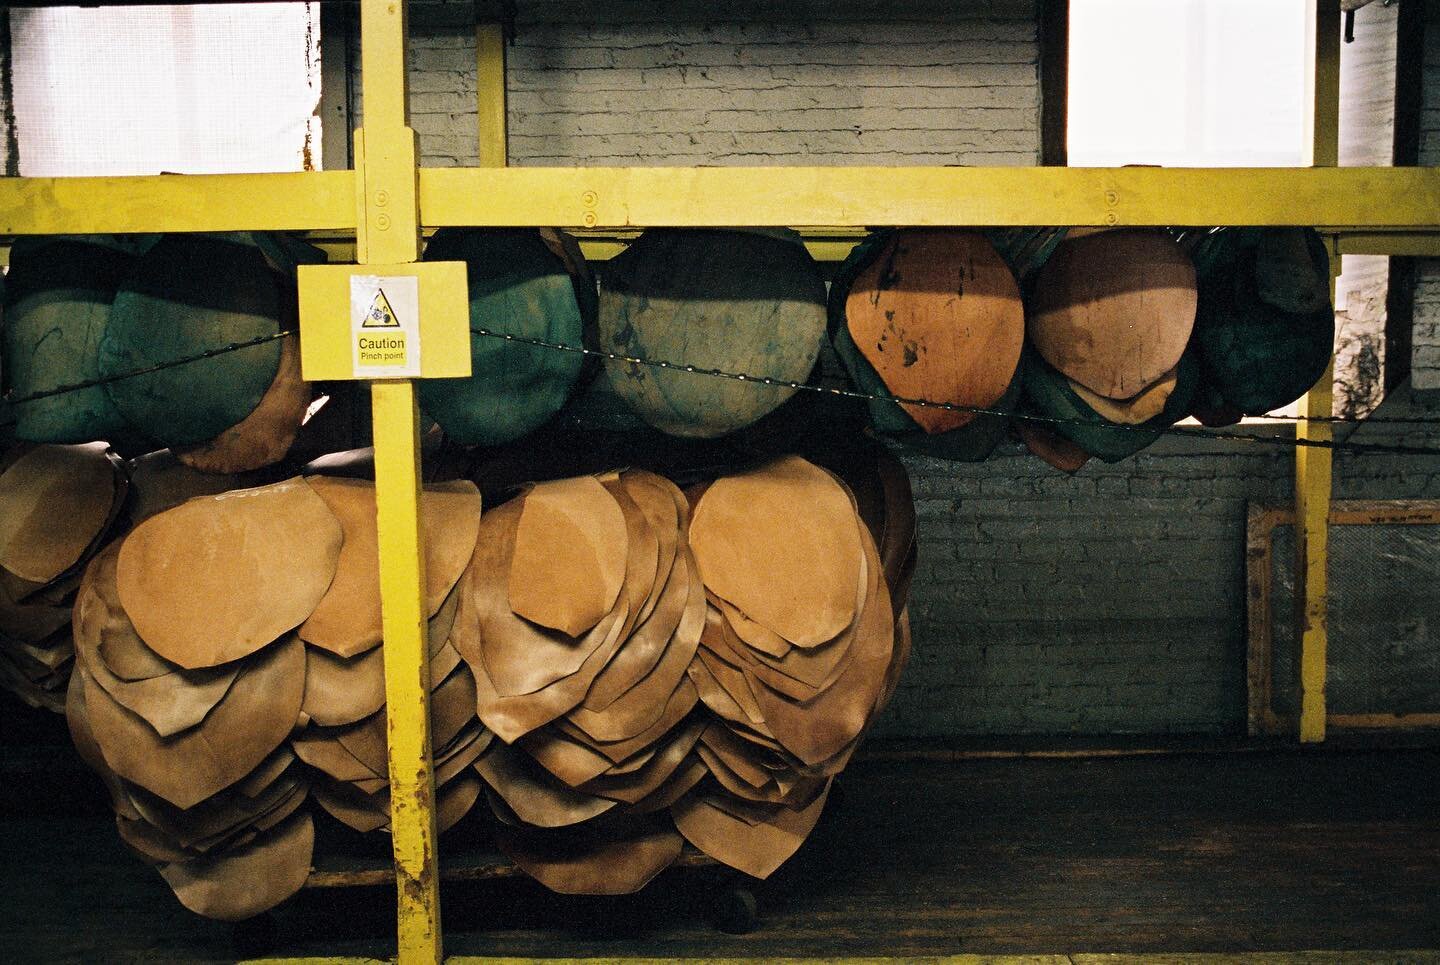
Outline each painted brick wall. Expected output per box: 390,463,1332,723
1414,2,1440,391
874,412,1440,739
369,1,1440,738
376,0,1041,168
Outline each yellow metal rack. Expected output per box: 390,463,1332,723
2,1,1438,960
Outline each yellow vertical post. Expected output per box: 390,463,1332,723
477,21,508,167
357,0,442,959
1296,0,1340,744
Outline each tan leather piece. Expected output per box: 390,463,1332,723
434,725,493,785
580,716,705,805
465,569,632,746
692,630,769,730
458,490,652,741
1029,228,1197,399
507,475,628,637
0,577,75,643
117,478,342,669
747,528,894,767
124,762,303,851
0,443,118,584
77,543,178,684
474,500,626,698
518,727,617,787
690,456,861,647
719,531,868,699
600,477,661,641
329,662,478,777
474,741,617,828
558,673,698,766
117,814,190,865
312,781,389,833
568,553,703,743
628,754,709,816
82,634,306,809
710,595,791,659
618,471,681,625
1016,419,1092,472
429,583,462,653
65,668,142,822
0,565,49,607
298,476,481,658
300,644,386,730
300,602,457,730
579,546,687,712
159,810,314,922
95,621,175,683
496,817,684,895
672,779,831,879
846,229,1024,433
236,746,297,797
74,544,239,738
1069,362,1179,424
435,773,485,832
175,334,311,474
125,450,241,527
313,764,482,835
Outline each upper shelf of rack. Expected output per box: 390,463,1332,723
3,166,1440,238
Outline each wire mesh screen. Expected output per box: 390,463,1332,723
6,3,321,176
1267,517,1440,719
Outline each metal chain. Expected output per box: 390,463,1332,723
472,327,1440,458
0,330,294,408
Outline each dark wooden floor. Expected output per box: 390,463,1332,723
1,740,1437,962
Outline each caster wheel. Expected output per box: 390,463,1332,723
231,912,278,957
711,884,759,934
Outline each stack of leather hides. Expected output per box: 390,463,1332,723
62,453,914,919
0,443,127,711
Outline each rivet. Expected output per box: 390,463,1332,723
1105,190,1119,205
582,212,598,227
375,189,390,207
1104,212,1119,225
581,191,598,207
376,213,392,230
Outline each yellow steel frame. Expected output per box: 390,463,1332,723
1295,1,1342,744
0,0,1427,957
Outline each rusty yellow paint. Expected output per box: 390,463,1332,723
1308,0,1341,168
356,0,442,961
415,166,1440,231
477,22,508,167
0,171,356,236
1295,2,1342,746
1335,232,1440,257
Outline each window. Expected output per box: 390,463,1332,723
1067,0,1397,420
1068,0,1312,168
5,3,321,176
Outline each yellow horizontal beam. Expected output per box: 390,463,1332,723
0,171,358,236
419,166,1440,230
5,167,1439,238
1335,232,1440,257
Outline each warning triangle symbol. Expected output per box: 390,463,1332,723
362,289,402,328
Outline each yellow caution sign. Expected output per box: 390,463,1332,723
297,262,471,382
349,275,420,377
362,288,402,329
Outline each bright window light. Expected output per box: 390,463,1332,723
1068,0,1311,167
8,3,322,176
